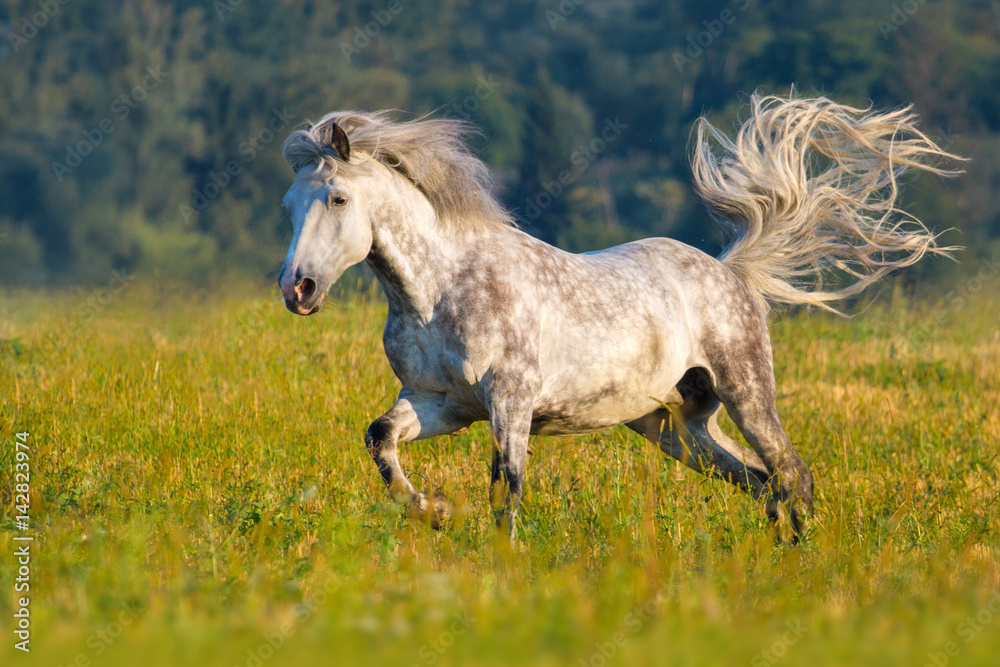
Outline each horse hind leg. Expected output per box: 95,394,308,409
718,399,813,543
705,332,814,543
626,367,772,499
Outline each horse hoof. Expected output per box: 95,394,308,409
766,499,807,545
407,490,453,530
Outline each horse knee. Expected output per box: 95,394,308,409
364,416,396,459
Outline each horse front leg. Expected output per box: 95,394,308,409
364,388,472,529
487,390,534,540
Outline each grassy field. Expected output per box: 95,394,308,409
1,277,999,666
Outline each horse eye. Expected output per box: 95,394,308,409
330,195,348,207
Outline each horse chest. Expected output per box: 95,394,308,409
382,316,477,391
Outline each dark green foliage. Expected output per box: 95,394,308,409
0,0,996,283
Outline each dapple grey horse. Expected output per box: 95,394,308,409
276,93,958,542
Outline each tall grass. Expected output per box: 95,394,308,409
1,279,998,666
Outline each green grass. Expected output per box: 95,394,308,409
1,279,999,666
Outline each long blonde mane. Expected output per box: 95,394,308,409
282,111,514,232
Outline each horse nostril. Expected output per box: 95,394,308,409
295,277,317,301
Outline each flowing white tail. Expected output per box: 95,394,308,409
692,92,963,314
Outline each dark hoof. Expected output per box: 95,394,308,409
765,462,813,544
766,499,808,545
407,490,453,530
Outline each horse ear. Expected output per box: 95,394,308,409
313,121,351,161
314,122,332,147
329,123,351,161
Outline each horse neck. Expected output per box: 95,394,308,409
364,169,464,321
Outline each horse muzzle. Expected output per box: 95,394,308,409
284,295,324,315
279,268,325,316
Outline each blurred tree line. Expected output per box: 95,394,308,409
0,0,997,285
